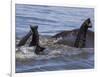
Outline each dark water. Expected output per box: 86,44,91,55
15,4,94,73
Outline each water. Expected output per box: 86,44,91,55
15,4,94,73
16,4,94,37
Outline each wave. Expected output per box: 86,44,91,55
16,16,58,23
16,47,94,73
16,35,94,73
16,45,94,61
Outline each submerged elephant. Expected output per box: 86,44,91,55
17,25,45,54
52,18,94,48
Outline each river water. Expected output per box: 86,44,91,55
15,4,94,73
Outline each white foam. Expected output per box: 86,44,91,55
16,45,94,61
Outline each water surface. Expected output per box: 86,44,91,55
15,4,94,73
